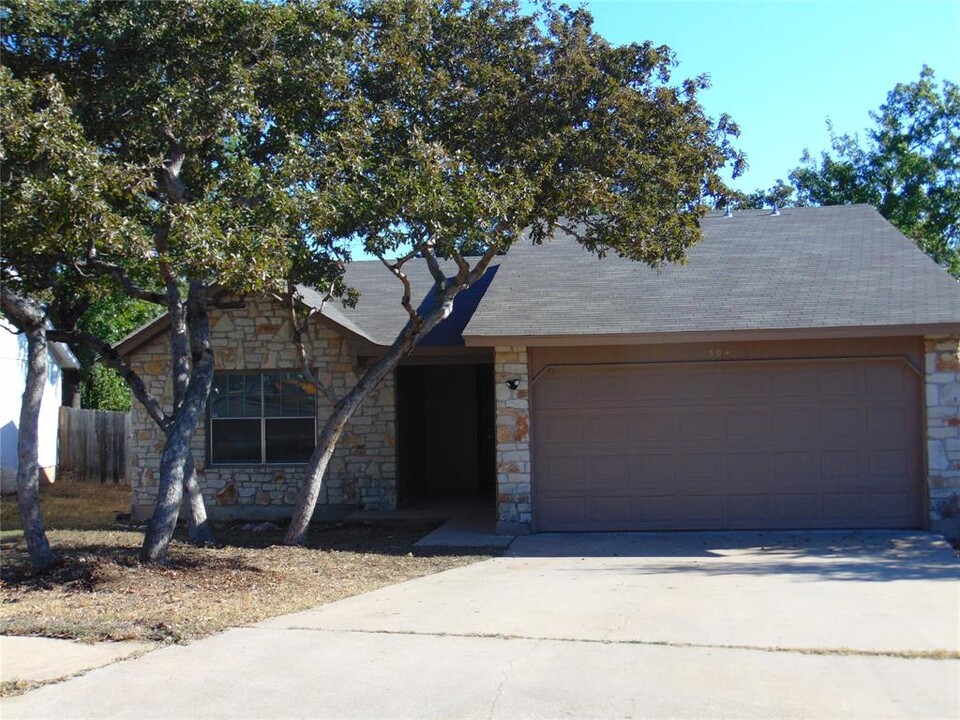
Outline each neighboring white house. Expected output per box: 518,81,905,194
0,317,80,493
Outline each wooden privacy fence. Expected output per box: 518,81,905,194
58,407,129,484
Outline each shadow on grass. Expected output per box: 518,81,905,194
0,519,500,588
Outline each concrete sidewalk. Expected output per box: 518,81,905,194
0,636,155,685
2,625,956,719
2,531,957,719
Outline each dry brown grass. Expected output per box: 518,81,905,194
1,481,132,531
0,484,499,645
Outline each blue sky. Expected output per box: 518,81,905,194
581,0,960,193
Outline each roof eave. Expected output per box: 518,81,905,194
463,322,960,348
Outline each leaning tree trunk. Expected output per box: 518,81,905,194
140,283,215,563
168,289,217,546
67,323,216,548
139,353,214,562
284,249,498,546
284,391,367,546
16,323,60,571
284,306,447,545
183,453,216,544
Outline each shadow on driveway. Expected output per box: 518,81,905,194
508,530,960,582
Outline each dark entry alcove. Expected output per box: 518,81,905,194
396,364,495,505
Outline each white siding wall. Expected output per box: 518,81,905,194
0,318,65,492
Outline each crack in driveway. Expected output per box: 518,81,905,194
254,625,960,661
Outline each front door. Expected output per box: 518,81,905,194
396,364,495,504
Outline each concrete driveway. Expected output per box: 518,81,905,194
2,531,958,719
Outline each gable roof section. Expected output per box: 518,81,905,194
116,258,501,356
329,258,500,347
463,204,960,345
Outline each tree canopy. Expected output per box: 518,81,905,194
3,0,745,557
740,66,959,277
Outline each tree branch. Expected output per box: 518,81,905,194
0,285,45,332
156,128,190,204
69,255,166,305
421,243,447,286
449,247,470,284
378,254,421,335
48,328,171,430
283,283,339,405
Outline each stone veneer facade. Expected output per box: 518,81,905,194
494,346,532,532
128,298,396,522
925,335,960,537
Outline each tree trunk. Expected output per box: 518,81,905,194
183,454,216,544
283,250,498,546
284,393,362,545
284,300,450,545
140,282,215,563
59,325,217,546
16,324,60,571
61,367,82,408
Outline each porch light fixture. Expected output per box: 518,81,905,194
505,378,520,390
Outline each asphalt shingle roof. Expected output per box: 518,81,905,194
461,204,960,339
117,204,960,355
311,257,501,347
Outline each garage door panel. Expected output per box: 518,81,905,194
639,454,675,480
871,492,917,519
822,493,870,519
679,411,725,441
770,367,819,397
774,410,820,441
868,450,911,478
679,371,726,399
540,496,586,526
631,413,678,443
775,494,822,520
635,495,678,522
537,374,583,406
726,453,770,483
680,495,723,522
584,454,630,486
725,411,767,440
589,496,634,524
820,451,861,478
539,413,583,443
541,455,584,489
679,452,722,481
727,494,770,522
867,407,910,436
533,357,921,531
583,414,631,442
819,365,865,395
724,369,772,398
774,452,816,482
820,408,863,442
629,372,678,401
865,364,910,394
580,373,630,402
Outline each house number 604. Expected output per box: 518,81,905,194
708,348,731,359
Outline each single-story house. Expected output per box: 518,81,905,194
0,318,81,493
119,204,960,535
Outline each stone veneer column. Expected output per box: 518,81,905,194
495,346,532,533
925,336,960,538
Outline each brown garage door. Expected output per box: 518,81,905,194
533,359,922,531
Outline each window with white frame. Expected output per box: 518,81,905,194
209,372,316,464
